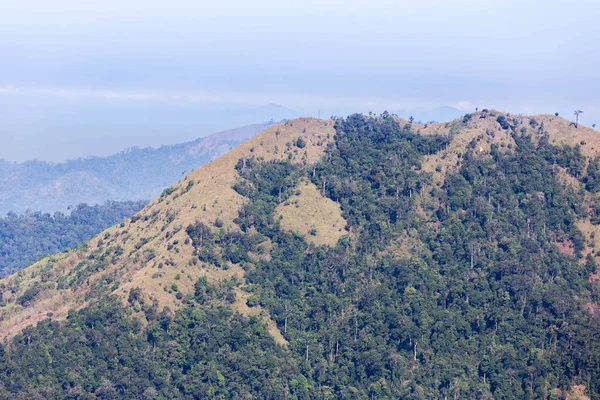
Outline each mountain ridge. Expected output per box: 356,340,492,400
0,117,334,339
2,111,599,338
0,123,269,215
1,111,600,398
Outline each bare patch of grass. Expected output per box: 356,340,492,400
275,180,347,246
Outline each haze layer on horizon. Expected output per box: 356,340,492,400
1,0,598,161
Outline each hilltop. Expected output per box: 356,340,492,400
1,112,600,398
0,123,268,215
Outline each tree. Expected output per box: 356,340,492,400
573,110,584,128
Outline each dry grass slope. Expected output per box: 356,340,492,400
0,118,335,341
276,180,347,246
1,112,598,345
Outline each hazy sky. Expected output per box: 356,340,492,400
1,0,599,161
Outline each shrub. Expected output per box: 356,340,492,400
246,295,259,307
496,115,511,130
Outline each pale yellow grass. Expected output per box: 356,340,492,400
566,384,591,400
0,118,334,342
418,111,598,190
385,231,429,260
555,165,582,191
232,287,288,346
276,180,346,246
5,112,598,341
534,115,600,157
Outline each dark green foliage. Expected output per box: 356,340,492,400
496,115,511,130
16,283,45,306
0,291,295,399
238,115,600,398
536,135,586,178
0,201,145,276
160,186,177,199
233,157,302,234
65,245,125,292
186,221,264,266
186,221,221,266
3,114,600,399
584,157,600,193
311,113,450,251
186,221,214,248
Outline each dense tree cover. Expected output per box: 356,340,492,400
238,115,600,398
2,114,600,399
0,287,296,399
0,201,146,276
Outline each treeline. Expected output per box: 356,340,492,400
0,201,146,276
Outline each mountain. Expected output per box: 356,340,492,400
0,123,269,215
420,105,465,122
1,112,600,398
0,94,302,162
0,201,146,276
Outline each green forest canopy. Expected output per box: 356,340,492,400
1,114,600,399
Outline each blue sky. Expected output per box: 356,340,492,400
1,0,599,161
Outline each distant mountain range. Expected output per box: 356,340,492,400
0,97,300,162
0,123,270,215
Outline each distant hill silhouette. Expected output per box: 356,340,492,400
0,123,270,215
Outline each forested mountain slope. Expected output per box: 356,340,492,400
0,201,146,276
1,112,600,399
0,123,267,215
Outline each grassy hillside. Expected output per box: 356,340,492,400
0,112,600,399
0,123,268,215
0,118,334,338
